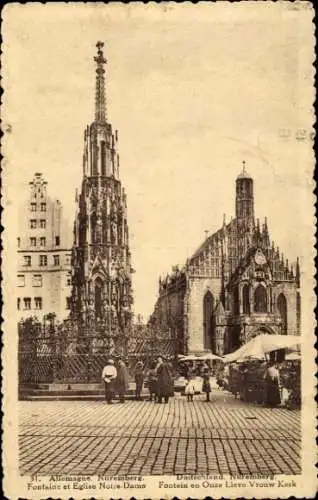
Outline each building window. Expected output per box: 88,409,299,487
17,298,21,310
233,286,239,315
40,237,46,247
30,237,36,247
18,274,25,287
242,284,250,314
277,293,288,334
39,255,47,266
53,255,60,266
254,284,267,313
32,274,42,287
34,297,43,310
24,255,31,267
31,202,37,212
203,291,216,352
30,219,37,229
17,237,21,248
40,203,46,212
55,236,60,246
24,297,31,310
40,219,46,228
66,297,72,309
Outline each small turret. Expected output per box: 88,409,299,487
296,256,300,288
262,217,270,247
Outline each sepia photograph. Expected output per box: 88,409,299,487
2,2,316,498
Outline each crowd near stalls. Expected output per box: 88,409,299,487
100,335,301,409
217,334,302,410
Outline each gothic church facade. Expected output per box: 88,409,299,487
150,166,301,355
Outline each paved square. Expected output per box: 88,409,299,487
19,391,301,476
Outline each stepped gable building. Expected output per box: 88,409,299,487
150,163,301,356
71,42,133,354
17,173,72,321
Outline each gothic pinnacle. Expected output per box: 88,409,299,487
94,41,107,123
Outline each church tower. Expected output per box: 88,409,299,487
235,161,255,226
71,42,133,355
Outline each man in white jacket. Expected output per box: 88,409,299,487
102,359,117,404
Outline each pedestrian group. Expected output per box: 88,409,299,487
102,356,282,407
101,356,174,404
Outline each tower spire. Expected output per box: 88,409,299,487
94,41,107,123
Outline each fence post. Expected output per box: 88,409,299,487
86,357,91,383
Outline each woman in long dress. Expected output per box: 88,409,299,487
264,360,281,407
116,359,129,403
147,361,158,402
102,359,117,404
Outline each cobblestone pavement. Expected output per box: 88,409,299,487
19,391,301,476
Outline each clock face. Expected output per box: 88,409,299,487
255,250,266,266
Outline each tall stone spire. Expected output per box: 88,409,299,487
94,41,107,123
71,43,133,355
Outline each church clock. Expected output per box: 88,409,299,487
254,249,267,266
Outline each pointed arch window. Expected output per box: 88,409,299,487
254,284,267,313
91,213,97,244
277,293,288,334
233,286,239,315
94,277,104,320
203,291,216,351
242,284,250,314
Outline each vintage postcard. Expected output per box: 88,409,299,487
2,2,316,499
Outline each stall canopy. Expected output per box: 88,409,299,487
179,353,224,362
285,351,301,361
223,334,302,364
179,355,201,362
200,353,224,361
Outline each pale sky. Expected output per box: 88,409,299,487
3,3,314,320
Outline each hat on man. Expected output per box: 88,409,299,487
107,359,114,365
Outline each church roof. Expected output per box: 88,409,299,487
236,161,252,180
236,169,252,180
190,219,236,261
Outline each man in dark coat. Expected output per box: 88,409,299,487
116,359,129,403
134,360,144,400
156,356,173,404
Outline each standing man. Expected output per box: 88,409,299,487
156,356,173,404
102,359,117,404
202,367,212,402
134,360,144,400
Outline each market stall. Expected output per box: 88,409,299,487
222,334,302,407
280,355,301,409
177,353,224,394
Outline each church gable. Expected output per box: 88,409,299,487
88,253,109,281
228,247,272,287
